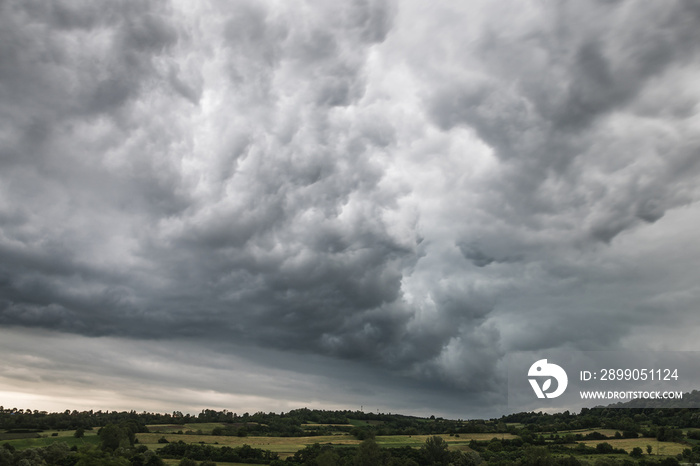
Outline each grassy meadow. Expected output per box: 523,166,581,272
136,430,519,459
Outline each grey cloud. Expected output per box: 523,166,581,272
427,0,700,245
1,0,700,416
458,242,522,268
168,65,201,105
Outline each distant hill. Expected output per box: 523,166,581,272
600,389,700,409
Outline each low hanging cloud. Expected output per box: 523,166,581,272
1,0,700,415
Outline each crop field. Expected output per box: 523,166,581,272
139,433,359,458
137,431,518,459
375,433,516,452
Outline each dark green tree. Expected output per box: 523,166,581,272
596,442,614,454
316,448,341,466
521,446,555,466
421,436,450,466
98,424,130,451
75,446,130,466
144,458,162,466
355,438,383,466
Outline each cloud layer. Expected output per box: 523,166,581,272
1,0,700,416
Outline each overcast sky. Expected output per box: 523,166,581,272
1,0,700,419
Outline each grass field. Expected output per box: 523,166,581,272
302,422,354,427
146,423,229,434
375,433,516,452
557,429,622,437
568,438,687,456
137,431,517,459
1,432,101,450
162,462,255,466
139,433,359,459
145,424,189,433
347,419,385,427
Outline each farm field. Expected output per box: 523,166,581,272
137,431,518,459
301,422,354,428
138,433,359,458
162,462,254,466
375,433,516,448
1,431,101,450
571,438,687,456
557,428,624,437
146,422,229,434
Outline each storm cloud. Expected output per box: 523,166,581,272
1,0,700,417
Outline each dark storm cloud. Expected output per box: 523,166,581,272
1,0,700,415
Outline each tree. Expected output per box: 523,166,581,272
145,455,164,466
647,445,653,455
596,443,614,454
0,448,12,466
42,442,71,464
630,447,643,458
521,446,555,466
75,446,130,466
98,424,129,451
451,451,482,466
316,449,340,466
351,427,375,440
178,459,197,466
74,427,85,438
422,436,451,466
355,439,383,466
388,458,418,466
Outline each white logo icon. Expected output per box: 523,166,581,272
528,359,568,398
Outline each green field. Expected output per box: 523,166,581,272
557,428,623,437
146,422,229,434
139,433,359,459
567,438,687,456
137,431,519,459
161,461,262,466
302,423,354,427
162,462,256,466
1,432,101,450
